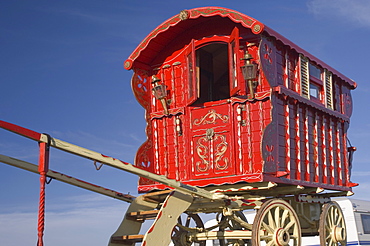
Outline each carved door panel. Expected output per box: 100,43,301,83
188,102,235,179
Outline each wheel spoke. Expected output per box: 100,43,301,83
268,210,276,229
336,212,343,227
275,206,280,228
185,216,191,227
173,227,180,234
281,209,289,226
331,207,336,227
327,208,333,227
328,238,333,246
260,235,273,240
262,221,274,234
284,220,295,232
333,212,339,226
266,240,274,246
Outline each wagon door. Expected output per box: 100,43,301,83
189,103,235,179
185,29,240,180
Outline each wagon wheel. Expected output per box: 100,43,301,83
218,211,250,246
252,199,301,246
319,202,347,246
172,213,205,246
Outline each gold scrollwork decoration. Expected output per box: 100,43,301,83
193,109,229,126
214,134,229,170
196,137,209,172
195,133,229,172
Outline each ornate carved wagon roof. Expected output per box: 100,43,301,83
124,6,356,88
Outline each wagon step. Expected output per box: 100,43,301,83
110,234,144,244
109,191,194,246
142,189,174,203
110,211,159,244
126,210,159,222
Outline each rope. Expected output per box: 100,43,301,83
37,166,47,246
37,134,51,246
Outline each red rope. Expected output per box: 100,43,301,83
37,141,50,246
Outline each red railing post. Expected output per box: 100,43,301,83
37,139,50,246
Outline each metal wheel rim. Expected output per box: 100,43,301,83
319,202,347,246
252,199,301,246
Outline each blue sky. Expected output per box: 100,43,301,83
1,0,370,245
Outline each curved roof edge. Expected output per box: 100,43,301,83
124,6,264,70
124,6,356,88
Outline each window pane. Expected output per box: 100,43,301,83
310,83,320,98
361,214,370,234
309,63,321,80
195,43,230,104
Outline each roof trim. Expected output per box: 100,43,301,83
124,7,264,70
124,6,356,88
263,26,357,88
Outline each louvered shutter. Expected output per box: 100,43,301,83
324,69,333,109
300,54,309,98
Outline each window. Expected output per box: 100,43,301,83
309,83,320,98
195,43,230,104
309,63,321,80
361,214,370,234
300,55,323,103
186,27,241,105
309,64,323,101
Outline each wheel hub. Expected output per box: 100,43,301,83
274,228,290,246
331,225,346,243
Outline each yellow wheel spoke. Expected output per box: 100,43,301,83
284,220,295,231
266,240,274,246
281,209,289,226
275,206,280,228
261,235,273,240
336,212,344,227
262,221,274,234
268,210,276,229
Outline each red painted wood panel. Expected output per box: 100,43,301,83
130,9,356,192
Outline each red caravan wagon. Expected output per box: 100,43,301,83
126,7,357,193
120,6,358,246
0,6,358,246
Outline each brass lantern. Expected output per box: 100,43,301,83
241,50,257,98
151,75,169,115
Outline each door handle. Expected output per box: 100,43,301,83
206,128,215,141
